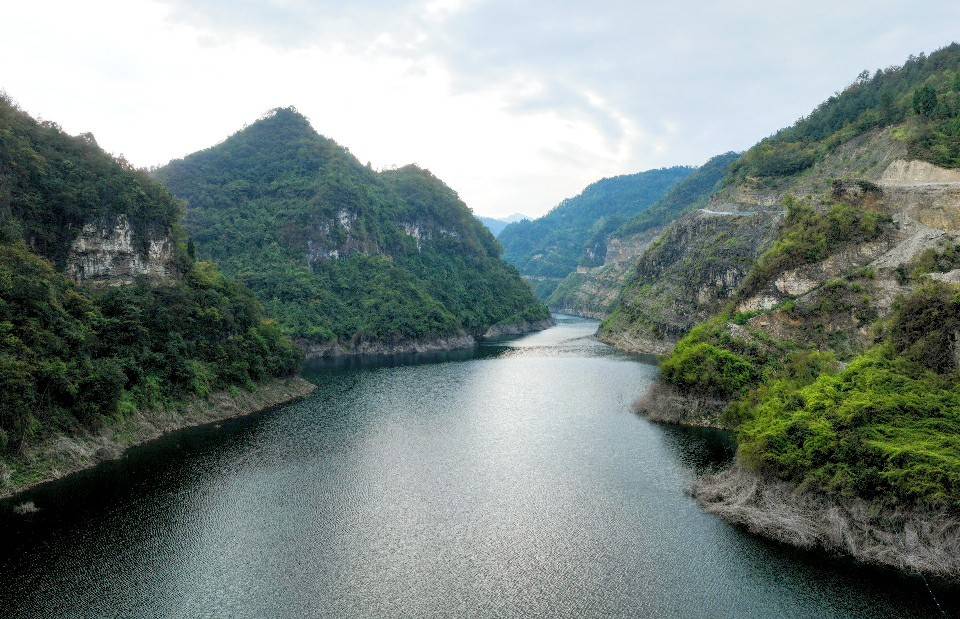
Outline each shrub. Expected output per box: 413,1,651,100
740,198,890,296
661,342,758,398
737,347,960,509
888,282,960,374
0,244,302,454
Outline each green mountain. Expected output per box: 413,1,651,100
604,43,960,576
154,108,548,352
0,96,302,492
612,152,741,240
546,152,740,318
497,166,694,283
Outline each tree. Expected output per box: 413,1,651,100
912,84,938,118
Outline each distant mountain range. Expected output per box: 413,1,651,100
497,167,694,285
476,213,528,237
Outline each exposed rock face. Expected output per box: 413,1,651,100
929,269,960,284
66,215,176,285
880,159,960,185
481,317,555,339
599,208,781,354
546,228,662,319
733,159,960,358
694,466,960,579
300,334,477,359
632,382,728,427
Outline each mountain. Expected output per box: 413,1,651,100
546,152,740,318
496,167,694,296
602,43,960,577
477,213,527,237
154,108,549,355
0,95,306,496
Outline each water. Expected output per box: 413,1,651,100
0,315,954,617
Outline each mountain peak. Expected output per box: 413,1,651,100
242,105,318,141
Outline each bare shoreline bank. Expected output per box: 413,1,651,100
298,318,555,359
0,376,317,501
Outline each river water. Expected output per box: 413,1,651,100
0,315,954,617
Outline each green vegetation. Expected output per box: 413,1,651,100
600,209,777,343
155,108,547,346
0,245,300,454
661,281,960,510
497,167,693,278
614,152,740,239
739,344,959,509
0,98,301,462
739,197,891,296
888,281,960,374
732,43,960,179
477,215,525,237
0,94,183,268
659,317,796,400
901,242,960,281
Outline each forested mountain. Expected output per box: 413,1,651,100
602,43,960,576
0,96,303,493
546,152,740,318
154,108,548,352
612,152,741,239
497,167,693,280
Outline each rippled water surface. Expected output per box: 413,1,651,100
0,316,954,617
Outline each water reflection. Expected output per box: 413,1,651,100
0,316,955,618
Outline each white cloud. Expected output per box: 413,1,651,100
2,0,959,217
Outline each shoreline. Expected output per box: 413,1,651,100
548,306,607,320
693,466,960,581
632,367,959,581
597,329,677,356
631,382,730,430
0,376,317,501
300,318,555,359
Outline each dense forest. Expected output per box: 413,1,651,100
155,108,547,347
0,96,183,268
497,167,693,278
612,152,741,240
0,97,301,474
543,152,741,317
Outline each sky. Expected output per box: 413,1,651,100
2,1,959,218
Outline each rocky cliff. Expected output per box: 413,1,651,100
65,214,177,285
599,208,781,354
605,42,960,581
545,228,661,319
0,95,305,500
735,159,960,359
546,152,740,321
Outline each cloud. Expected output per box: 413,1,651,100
3,0,960,217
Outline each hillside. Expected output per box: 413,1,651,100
610,43,960,577
0,96,305,496
497,166,694,295
154,108,549,355
548,152,740,318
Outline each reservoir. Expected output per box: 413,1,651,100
0,316,953,617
